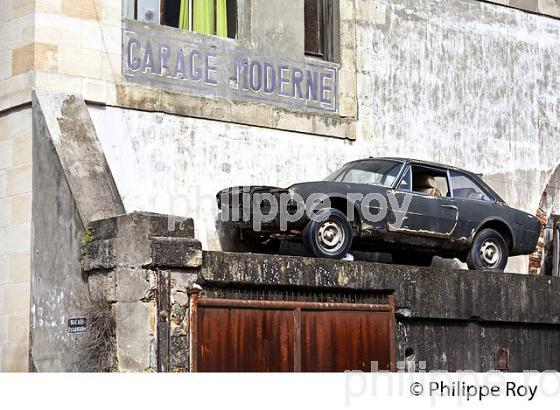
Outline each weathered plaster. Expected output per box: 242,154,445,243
30,98,89,372
89,0,560,274
32,91,125,224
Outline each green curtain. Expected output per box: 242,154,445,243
179,0,189,30
180,0,228,37
216,0,228,38
193,0,215,35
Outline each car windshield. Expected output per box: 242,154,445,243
324,160,404,187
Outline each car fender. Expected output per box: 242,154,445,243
470,216,515,249
304,193,363,229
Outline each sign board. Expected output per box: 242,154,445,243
68,317,87,334
122,20,338,114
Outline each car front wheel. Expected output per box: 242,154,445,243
466,228,509,272
303,208,353,259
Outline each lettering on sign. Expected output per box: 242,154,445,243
123,21,338,113
68,317,87,334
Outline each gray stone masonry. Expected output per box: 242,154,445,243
81,212,202,372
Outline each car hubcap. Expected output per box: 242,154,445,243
480,240,501,268
317,221,345,254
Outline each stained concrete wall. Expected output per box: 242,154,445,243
397,319,560,371
201,251,560,371
28,91,125,371
29,98,89,371
77,214,560,372
89,0,560,274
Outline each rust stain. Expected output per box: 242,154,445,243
192,298,395,372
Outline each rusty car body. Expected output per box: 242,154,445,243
217,158,541,271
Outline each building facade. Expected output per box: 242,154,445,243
1,0,560,371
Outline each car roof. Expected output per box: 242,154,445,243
347,157,504,202
350,157,477,176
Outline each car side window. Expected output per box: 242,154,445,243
410,166,450,197
397,167,412,190
449,171,491,201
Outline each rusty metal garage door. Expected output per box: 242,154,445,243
189,294,395,372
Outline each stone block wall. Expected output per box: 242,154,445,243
0,107,32,372
0,0,121,111
0,0,34,110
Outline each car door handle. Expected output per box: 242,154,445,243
442,204,458,210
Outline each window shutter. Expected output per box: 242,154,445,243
305,0,335,61
322,0,334,61
305,0,323,57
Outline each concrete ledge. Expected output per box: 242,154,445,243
82,212,201,271
115,84,357,140
151,237,202,268
200,251,560,325
88,212,195,241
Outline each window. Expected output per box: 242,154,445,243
130,0,237,39
411,166,450,197
304,0,336,61
449,171,492,202
324,160,403,187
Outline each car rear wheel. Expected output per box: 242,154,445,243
303,208,353,259
392,252,433,267
466,228,509,272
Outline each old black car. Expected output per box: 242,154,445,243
217,158,541,272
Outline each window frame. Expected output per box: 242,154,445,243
398,164,451,198
396,166,412,191
129,0,239,39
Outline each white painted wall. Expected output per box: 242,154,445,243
90,0,560,273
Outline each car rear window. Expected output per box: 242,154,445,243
449,171,492,201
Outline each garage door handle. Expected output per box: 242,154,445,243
442,204,458,210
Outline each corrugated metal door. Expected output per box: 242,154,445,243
190,296,395,372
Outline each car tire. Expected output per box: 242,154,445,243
303,208,353,259
392,252,433,267
466,228,509,272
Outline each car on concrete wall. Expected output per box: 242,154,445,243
216,158,542,272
